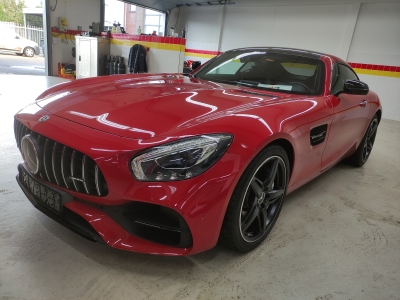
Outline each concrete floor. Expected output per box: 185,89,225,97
0,53,45,76
0,74,399,300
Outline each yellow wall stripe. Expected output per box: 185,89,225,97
184,52,217,59
110,39,185,52
353,68,400,78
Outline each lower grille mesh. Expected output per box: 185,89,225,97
14,118,108,196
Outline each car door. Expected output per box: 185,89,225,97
321,63,370,170
0,29,19,51
0,30,9,49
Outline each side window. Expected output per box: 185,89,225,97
331,64,359,95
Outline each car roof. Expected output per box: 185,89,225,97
225,47,345,63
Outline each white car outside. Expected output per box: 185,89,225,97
0,28,40,57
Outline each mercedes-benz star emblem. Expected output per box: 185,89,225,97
38,115,50,122
21,134,42,175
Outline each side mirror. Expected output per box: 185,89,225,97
191,61,201,70
342,79,369,95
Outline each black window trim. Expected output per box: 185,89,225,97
330,62,360,95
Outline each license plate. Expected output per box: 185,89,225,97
20,167,63,214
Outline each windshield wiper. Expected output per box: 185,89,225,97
207,79,261,87
208,79,237,85
236,80,260,87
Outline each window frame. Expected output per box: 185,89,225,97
144,9,165,35
330,63,359,96
195,51,325,95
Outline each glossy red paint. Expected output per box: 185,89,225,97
15,48,382,255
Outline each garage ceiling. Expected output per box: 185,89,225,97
124,0,395,13
124,0,235,13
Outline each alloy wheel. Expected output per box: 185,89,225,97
362,118,378,163
239,156,287,242
24,47,34,57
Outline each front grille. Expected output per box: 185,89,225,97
14,118,108,196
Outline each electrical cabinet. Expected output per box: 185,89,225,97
75,36,110,79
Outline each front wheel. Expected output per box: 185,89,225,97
24,47,35,57
220,145,289,252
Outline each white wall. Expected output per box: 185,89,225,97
170,0,400,121
48,0,101,75
348,3,400,121
183,7,223,52
48,0,100,32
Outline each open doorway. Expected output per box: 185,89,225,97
0,7,45,76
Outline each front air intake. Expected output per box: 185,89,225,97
104,202,193,248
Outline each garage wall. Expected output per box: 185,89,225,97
48,0,101,75
171,0,400,121
108,35,185,73
347,3,400,121
221,4,354,56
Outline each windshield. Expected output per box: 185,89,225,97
194,49,325,95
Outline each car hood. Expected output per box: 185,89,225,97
35,74,296,139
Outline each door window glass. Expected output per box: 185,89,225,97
331,64,358,95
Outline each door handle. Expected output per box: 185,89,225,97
359,99,367,107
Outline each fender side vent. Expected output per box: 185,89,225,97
310,124,328,146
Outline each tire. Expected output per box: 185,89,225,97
24,47,35,57
348,115,379,167
220,145,289,252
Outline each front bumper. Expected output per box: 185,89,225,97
34,45,40,55
16,166,105,244
14,111,247,255
17,157,242,255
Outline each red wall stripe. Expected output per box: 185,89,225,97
107,33,186,45
183,49,400,73
52,29,186,45
348,62,400,73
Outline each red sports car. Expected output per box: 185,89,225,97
14,48,381,255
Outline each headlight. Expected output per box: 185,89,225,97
131,134,233,181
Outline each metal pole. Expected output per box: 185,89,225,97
23,13,27,38
43,0,52,75
100,0,105,32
